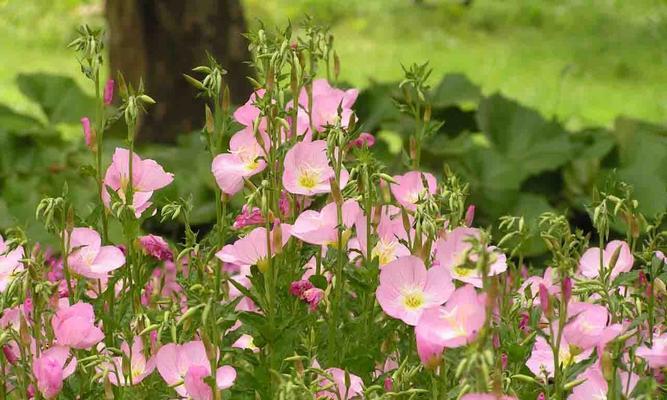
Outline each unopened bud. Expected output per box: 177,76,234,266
561,276,572,304
103,79,114,105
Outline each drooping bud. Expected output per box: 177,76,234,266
464,204,476,227
538,284,551,317
561,276,572,304
80,117,95,149
103,79,114,105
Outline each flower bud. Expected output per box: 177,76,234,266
103,79,114,105
561,276,572,304
538,284,551,317
464,204,476,227
81,117,95,149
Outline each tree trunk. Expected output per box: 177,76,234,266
106,0,252,143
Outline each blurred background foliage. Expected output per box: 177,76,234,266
1,0,666,256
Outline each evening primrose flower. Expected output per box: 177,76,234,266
102,148,174,218
389,171,437,211
51,302,104,350
215,224,291,271
316,368,364,400
579,240,633,280
526,333,593,379
0,235,24,293
291,199,360,246
637,332,667,368
33,346,77,400
296,79,359,133
282,140,348,196
212,128,267,196
415,285,486,348
434,227,507,287
376,255,454,326
67,227,125,279
99,337,155,386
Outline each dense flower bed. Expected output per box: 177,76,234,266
0,23,665,400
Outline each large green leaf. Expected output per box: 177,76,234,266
430,73,482,109
476,94,574,182
16,73,94,125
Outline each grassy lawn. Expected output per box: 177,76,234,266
2,0,667,129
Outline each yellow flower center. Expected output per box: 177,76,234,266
297,169,319,190
402,291,425,310
373,240,397,267
454,265,475,277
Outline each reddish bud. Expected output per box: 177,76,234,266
561,276,572,304
464,204,476,227
103,79,114,105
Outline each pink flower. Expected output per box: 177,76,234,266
138,234,173,261
32,346,77,399
350,132,375,148
353,205,410,267
303,287,324,311
656,250,666,263
0,235,24,293
525,334,592,379
637,332,667,368
282,140,348,196
67,227,125,279
81,117,93,148
102,148,174,218
292,200,360,246
434,227,507,287
156,341,236,398
100,337,155,386
290,279,314,298
579,240,633,280
51,302,104,349
232,334,259,353
234,89,264,127
568,364,637,400
390,171,437,211
316,368,364,399
416,328,444,369
215,224,291,270
460,394,517,400
415,285,486,348
464,205,476,226
233,205,264,229
519,267,559,307
562,302,610,350
376,255,454,326
212,128,267,196
298,79,359,132
103,79,114,105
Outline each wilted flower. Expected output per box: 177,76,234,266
138,234,173,261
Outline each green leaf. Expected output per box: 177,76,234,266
430,73,482,109
16,73,94,125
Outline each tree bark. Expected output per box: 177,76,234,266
106,0,252,143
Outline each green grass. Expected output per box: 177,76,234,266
2,0,667,129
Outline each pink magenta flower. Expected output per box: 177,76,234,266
282,140,349,196
434,227,507,287
138,234,173,261
100,337,155,386
316,368,364,399
579,240,633,280
212,128,267,196
526,333,592,379
390,171,437,211
156,341,236,398
0,235,24,293
376,255,454,326
32,346,77,399
292,200,360,246
637,332,667,368
215,224,291,270
562,302,610,350
51,302,104,349
415,285,486,348
233,205,264,229
67,227,125,279
80,117,93,148
460,394,517,400
103,79,114,105
298,79,359,132
102,148,174,218
350,132,375,148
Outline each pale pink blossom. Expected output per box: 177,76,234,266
526,333,592,379
376,255,454,326
637,332,667,368
316,368,364,399
434,227,507,287
232,334,259,353
353,205,410,267
99,337,155,386
390,171,437,211
518,267,559,307
568,364,638,400
212,128,267,196
0,235,24,293
51,302,104,349
297,79,359,132
415,285,486,348
102,148,174,217
563,302,610,350
67,227,125,279
282,140,348,196
416,328,444,369
234,89,264,128
215,224,291,270
350,132,375,148
460,394,517,400
292,200,360,246
579,240,634,280
32,346,77,399
156,341,236,398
